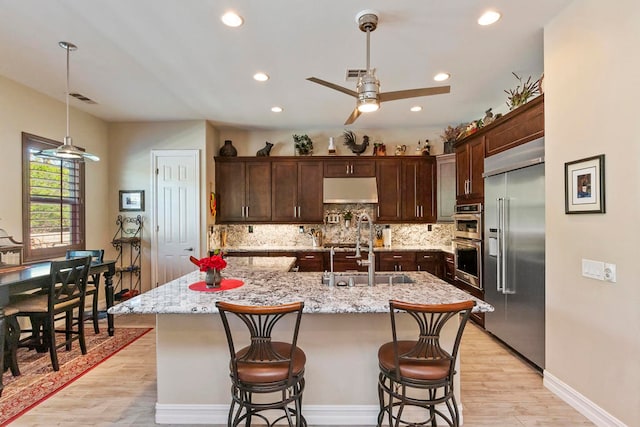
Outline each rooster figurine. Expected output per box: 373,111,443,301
342,130,370,155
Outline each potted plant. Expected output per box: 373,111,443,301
293,134,313,155
343,210,353,228
440,123,466,154
504,72,541,110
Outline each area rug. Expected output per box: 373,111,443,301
0,327,151,425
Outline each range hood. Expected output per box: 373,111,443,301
323,177,379,204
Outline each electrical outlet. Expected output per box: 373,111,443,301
248,225,253,233
299,226,304,233
427,224,433,232
604,263,616,283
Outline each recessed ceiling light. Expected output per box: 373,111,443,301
221,11,244,27
434,72,451,82
271,106,283,113
410,106,422,112
478,10,501,26
253,72,269,82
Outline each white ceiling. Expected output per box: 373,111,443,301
0,0,571,131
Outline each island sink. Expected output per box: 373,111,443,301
321,272,414,286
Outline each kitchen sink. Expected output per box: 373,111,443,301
321,272,414,286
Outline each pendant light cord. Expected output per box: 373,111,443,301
65,44,70,143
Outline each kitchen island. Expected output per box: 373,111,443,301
109,257,492,425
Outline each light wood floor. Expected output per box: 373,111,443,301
9,315,594,426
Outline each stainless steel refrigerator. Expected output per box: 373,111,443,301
483,137,545,369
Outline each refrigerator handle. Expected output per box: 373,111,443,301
497,197,505,294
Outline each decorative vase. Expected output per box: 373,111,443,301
219,140,238,157
205,268,222,288
444,140,455,154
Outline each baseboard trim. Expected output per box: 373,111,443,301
155,403,379,425
543,371,627,427
155,403,462,425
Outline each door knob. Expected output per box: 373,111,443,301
185,247,194,251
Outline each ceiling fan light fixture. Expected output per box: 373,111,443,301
478,10,501,26
357,98,380,113
39,41,99,162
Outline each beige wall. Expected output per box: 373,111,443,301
545,0,640,424
0,75,110,253
108,120,216,291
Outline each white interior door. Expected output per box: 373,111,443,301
152,150,200,287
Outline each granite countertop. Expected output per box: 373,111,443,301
108,256,492,316
224,244,455,254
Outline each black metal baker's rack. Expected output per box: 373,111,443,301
111,215,142,300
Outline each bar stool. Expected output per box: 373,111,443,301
377,300,475,427
216,301,307,427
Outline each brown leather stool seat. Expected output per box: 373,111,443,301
216,301,307,427
377,300,475,427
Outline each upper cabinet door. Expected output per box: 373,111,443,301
455,136,484,204
402,157,437,223
271,159,324,223
376,159,402,222
324,159,376,177
216,158,271,223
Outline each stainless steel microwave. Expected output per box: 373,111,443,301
453,203,482,241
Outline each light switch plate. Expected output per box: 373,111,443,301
582,259,616,283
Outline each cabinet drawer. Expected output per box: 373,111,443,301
324,160,376,177
378,252,416,262
329,251,369,272
296,252,324,272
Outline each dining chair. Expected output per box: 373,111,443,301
377,299,475,427
9,256,91,371
216,300,307,427
66,249,104,334
3,305,21,376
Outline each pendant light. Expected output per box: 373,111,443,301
40,41,99,162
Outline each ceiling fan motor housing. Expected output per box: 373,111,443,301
356,10,379,32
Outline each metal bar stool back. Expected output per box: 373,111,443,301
216,301,307,427
377,299,475,427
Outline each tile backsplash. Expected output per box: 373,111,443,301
210,205,453,250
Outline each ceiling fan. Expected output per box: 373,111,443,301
307,10,451,125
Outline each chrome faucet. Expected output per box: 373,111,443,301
328,246,335,286
355,213,376,286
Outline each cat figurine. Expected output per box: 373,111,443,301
256,141,273,157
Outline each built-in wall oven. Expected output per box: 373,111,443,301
453,203,482,289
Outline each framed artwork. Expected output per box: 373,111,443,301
564,155,605,214
119,190,145,212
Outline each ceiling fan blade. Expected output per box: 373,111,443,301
307,77,358,97
379,85,451,102
344,107,362,125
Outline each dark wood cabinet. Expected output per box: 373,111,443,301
455,136,484,204
375,159,403,222
376,157,436,223
415,251,441,277
324,159,376,177
328,251,370,272
216,158,271,223
402,157,437,222
484,95,544,157
442,252,455,284
378,251,417,272
295,251,324,272
271,160,324,223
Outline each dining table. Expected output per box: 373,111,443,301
0,259,116,396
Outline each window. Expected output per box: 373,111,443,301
22,133,85,262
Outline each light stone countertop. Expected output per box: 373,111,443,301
108,256,492,316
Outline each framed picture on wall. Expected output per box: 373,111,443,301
564,155,605,214
119,190,145,212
